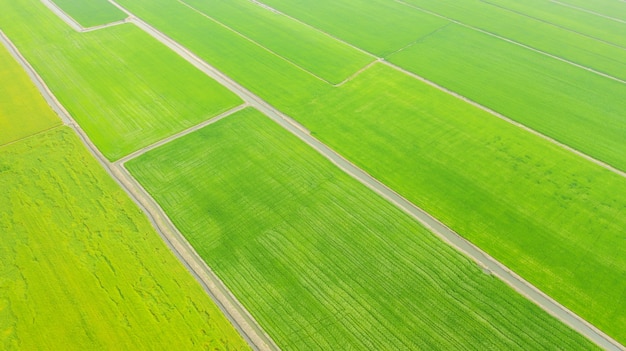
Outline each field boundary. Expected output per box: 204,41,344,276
116,103,249,164
393,0,626,84
101,2,626,348
1,28,278,351
479,0,626,51
177,0,336,85
550,0,626,24
41,0,128,32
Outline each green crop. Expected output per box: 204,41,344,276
0,127,249,350
52,0,127,27
127,108,597,350
0,0,242,161
0,43,60,146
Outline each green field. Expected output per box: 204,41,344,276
0,0,242,161
0,42,60,146
180,0,372,84
484,0,626,48
52,0,127,27
0,127,249,350
557,0,626,21
259,0,626,88
107,0,626,343
115,0,329,106
127,108,596,350
284,63,626,344
387,23,626,171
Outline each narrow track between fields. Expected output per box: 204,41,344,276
101,3,626,350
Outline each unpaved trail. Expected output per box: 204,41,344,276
1,30,278,351
104,2,625,349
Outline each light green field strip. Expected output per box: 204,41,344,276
0,127,249,350
283,63,626,345
386,24,626,172
395,0,626,82
483,0,626,48
127,108,596,350
246,0,449,56
557,0,626,21
52,0,127,27
180,0,373,84
0,0,242,161
0,41,60,146
114,0,329,107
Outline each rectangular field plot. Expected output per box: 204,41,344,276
52,0,127,27
284,63,626,344
251,0,449,56
127,108,596,350
180,0,373,84
0,0,242,161
483,0,626,49
387,24,626,172
0,40,60,146
397,0,626,82
0,127,249,350
115,0,330,107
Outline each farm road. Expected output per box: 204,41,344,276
105,1,625,349
0,30,278,351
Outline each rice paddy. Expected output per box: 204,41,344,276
127,108,596,350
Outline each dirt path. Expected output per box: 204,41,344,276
104,2,624,349
1,29,278,351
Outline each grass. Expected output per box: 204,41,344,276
557,0,626,21
0,127,249,350
0,41,60,146
127,107,597,350
180,0,373,84
396,0,626,82
387,24,626,172
114,0,329,107
257,0,449,56
0,0,242,161
483,0,626,49
282,63,626,344
52,0,127,27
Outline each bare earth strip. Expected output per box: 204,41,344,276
40,0,128,32
0,30,277,351
104,1,626,349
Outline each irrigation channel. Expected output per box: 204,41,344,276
11,0,626,348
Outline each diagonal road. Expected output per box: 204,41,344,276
105,2,625,350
